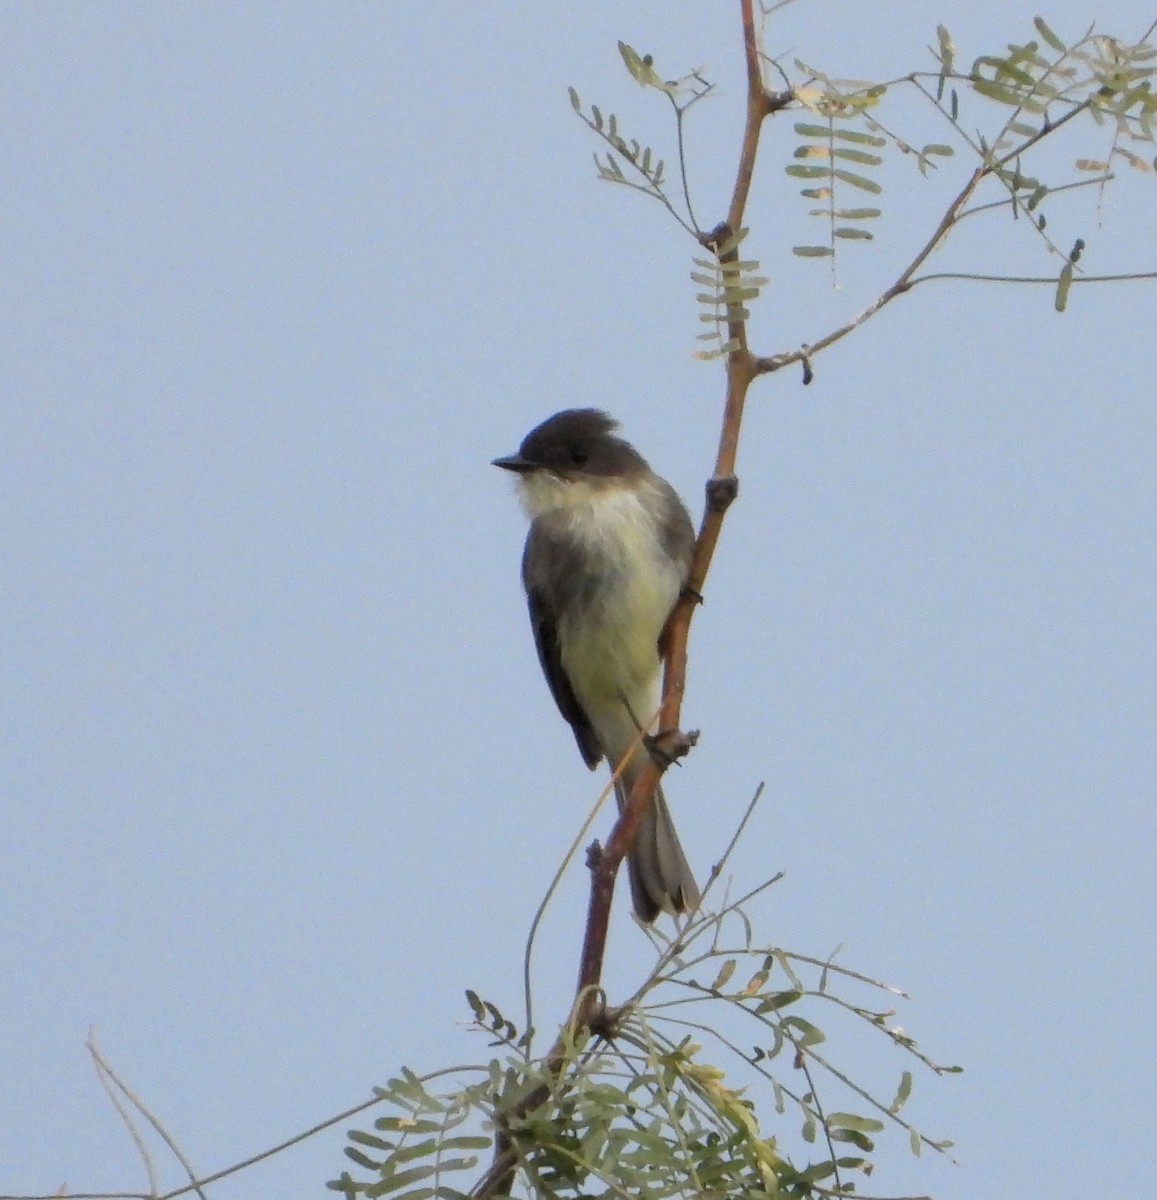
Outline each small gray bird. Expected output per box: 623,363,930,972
494,409,699,922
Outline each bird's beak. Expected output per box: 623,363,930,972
492,453,534,473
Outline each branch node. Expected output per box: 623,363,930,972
762,87,795,115
705,473,739,513
701,220,733,253
568,985,610,1037
646,727,697,768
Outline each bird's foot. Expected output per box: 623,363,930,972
645,727,699,768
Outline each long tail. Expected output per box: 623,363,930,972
615,778,698,923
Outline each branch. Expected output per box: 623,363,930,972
910,269,1157,286
88,1033,206,1200
576,0,783,1008
478,12,791,1183
753,164,986,376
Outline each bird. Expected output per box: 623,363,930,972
493,408,699,922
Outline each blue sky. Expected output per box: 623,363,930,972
2,3,1154,1199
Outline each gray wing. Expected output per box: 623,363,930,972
522,523,602,769
656,476,695,584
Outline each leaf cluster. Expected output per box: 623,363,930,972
333,920,956,1200
570,15,1155,341
568,43,713,237
691,228,769,360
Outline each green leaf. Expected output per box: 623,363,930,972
832,127,887,146
831,1127,876,1151
909,1126,924,1157
971,78,1023,106
710,959,738,991
833,207,881,219
833,169,883,193
567,87,581,113
890,1070,914,1113
923,143,954,157
348,1131,396,1151
618,41,647,83
441,1136,491,1151
773,950,803,990
386,1139,439,1166
379,1166,439,1195
617,41,671,92
989,57,1036,87
797,1161,838,1183
755,989,803,1013
936,25,955,75
329,1171,358,1197
1055,259,1074,312
782,1015,826,1045
794,122,832,138
426,1158,477,1175
793,245,834,257
832,147,883,165
834,227,873,240
376,1117,443,1134
786,164,830,179
827,1113,885,1133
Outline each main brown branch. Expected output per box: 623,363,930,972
480,7,787,1194
576,0,779,1015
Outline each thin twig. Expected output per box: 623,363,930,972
154,1093,387,1200
696,781,766,911
671,99,701,234
911,269,1157,286
754,162,987,376
88,1035,159,1199
87,1034,206,1200
575,0,776,1005
521,725,644,1048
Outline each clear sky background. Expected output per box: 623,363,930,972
2,3,1154,1198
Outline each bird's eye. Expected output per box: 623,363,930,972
570,448,588,466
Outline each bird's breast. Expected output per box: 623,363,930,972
553,486,684,705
